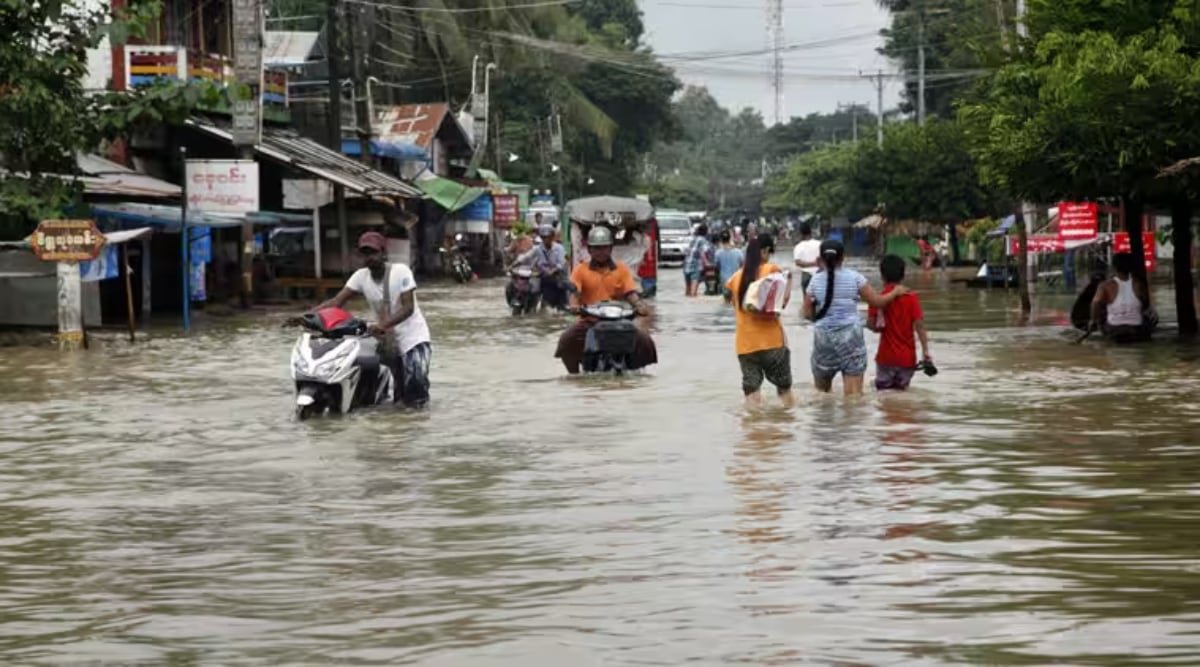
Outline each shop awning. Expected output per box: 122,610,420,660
416,175,487,212
185,117,424,199
987,214,1017,237
91,202,309,230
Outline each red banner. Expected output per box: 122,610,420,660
1007,234,1064,255
1112,232,1157,271
492,194,519,228
1058,202,1098,243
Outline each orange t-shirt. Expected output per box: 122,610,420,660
571,260,638,306
726,263,786,355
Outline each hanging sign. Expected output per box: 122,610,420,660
30,220,106,262
492,194,519,228
186,160,259,213
1058,202,1098,244
1007,234,1064,256
232,0,262,83
1112,232,1157,272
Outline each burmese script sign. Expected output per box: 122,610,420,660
186,160,259,213
30,219,105,262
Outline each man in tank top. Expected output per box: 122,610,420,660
1090,253,1153,343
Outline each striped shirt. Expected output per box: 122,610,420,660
806,268,868,329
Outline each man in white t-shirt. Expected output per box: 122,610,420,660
314,231,432,407
792,222,821,291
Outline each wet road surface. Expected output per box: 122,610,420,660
1,260,1198,665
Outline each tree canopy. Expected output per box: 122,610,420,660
0,0,221,238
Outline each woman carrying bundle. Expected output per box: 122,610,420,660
726,233,795,408
803,240,908,396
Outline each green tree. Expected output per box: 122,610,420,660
959,13,1200,330
0,0,218,238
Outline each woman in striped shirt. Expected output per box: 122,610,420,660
803,240,908,395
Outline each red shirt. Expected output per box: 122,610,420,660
869,284,923,368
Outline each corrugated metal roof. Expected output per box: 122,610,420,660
187,117,423,198
75,154,183,198
263,31,322,66
374,103,471,152
0,154,181,199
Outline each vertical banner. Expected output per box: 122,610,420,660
1058,202,1098,246
231,0,262,146
1112,232,1157,272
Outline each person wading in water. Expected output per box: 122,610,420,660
803,240,907,396
726,234,794,408
1090,252,1155,343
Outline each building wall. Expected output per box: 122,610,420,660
0,255,101,328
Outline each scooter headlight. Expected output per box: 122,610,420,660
310,344,358,382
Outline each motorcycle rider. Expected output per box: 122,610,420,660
312,231,432,408
555,225,658,374
529,224,569,309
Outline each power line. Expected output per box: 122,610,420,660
343,0,576,13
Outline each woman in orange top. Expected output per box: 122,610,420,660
725,233,795,408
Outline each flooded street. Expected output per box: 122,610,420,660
2,261,1199,665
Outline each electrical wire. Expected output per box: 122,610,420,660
343,0,576,14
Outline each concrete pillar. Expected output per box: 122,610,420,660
56,262,83,350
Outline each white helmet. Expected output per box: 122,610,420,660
587,225,614,247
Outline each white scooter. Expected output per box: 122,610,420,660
289,307,394,420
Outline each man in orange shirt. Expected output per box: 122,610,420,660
555,226,657,374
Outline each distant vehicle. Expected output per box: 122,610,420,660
658,210,693,265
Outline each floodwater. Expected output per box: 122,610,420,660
1,258,1199,665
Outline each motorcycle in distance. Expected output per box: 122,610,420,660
506,266,539,316
578,301,642,374
539,272,571,312
288,307,394,420
440,233,473,283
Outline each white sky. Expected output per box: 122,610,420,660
639,0,904,122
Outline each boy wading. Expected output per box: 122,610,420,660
868,255,931,391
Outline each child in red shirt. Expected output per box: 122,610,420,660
867,255,931,390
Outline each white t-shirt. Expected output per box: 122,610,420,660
345,264,431,354
792,239,822,275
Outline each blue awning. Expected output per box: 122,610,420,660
988,215,1017,237
91,203,310,230
341,139,428,161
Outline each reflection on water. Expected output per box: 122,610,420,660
0,265,1198,665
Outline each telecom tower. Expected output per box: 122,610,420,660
766,0,784,126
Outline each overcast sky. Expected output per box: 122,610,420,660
639,0,904,123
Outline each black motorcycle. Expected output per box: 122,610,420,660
441,233,473,283
539,272,571,312
579,301,641,374
506,266,539,315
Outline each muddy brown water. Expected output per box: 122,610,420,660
1,259,1198,665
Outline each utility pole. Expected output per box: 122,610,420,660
231,0,263,308
325,0,349,273
837,102,859,142
860,70,885,147
348,4,372,166
916,1,926,126
765,0,784,125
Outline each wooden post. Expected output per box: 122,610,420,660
141,237,152,325
56,262,84,350
122,244,136,343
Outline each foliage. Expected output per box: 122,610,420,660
958,29,1200,203
640,87,765,212
0,0,222,238
877,0,1010,120
763,119,992,226
327,0,679,197
963,217,1000,248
